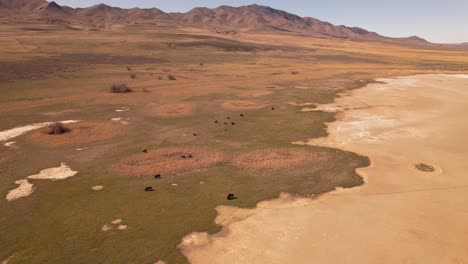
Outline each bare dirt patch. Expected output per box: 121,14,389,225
221,100,266,111
28,121,123,146
91,185,104,191
231,148,329,171
6,179,35,202
27,163,78,180
150,103,194,118
116,147,227,177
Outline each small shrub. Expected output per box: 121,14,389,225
110,84,132,93
157,76,163,80
126,66,132,71
130,73,137,79
47,122,69,135
291,71,300,75
167,74,176,81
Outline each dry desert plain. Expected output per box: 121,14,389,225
1,8,468,264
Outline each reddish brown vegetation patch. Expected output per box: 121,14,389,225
150,103,194,118
29,122,123,146
222,100,266,111
0,157,10,172
231,148,330,171
239,90,273,98
116,147,227,177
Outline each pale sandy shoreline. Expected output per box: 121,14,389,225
180,74,468,264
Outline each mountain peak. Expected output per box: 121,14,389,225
0,1,434,44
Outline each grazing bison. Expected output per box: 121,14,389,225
227,193,237,200
145,186,155,192
154,174,161,179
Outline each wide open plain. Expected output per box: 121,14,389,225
181,74,468,264
1,9,468,263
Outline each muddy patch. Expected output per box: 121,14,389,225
150,103,194,118
6,179,35,202
28,122,123,146
222,100,266,111
231,148,329,171
116,147,227,177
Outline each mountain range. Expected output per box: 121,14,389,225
0,0,430,44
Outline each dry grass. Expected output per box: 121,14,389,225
415,163,435,172
29,122,123,146
116,147,228,177
231,148,330,171
150,103,194,117
222,100,266,111
110,83,132,93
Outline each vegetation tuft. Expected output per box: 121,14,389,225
110,83,132,93
46,122,69,135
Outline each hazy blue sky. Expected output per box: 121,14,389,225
54,0,468,43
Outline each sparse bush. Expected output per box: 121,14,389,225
130,73,137,79
167,74,176,81
46,122,69,135
110,83,132,93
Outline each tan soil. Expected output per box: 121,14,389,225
230,148,329,171
6,179,35,202
28,121,123,146
91,185,104,191
27,163,78,181
117,225,128,230
181,74,468,264
150,103,194,117
101,224,113,232
111,219,122,225
116,147,227,177
221,100,266,111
